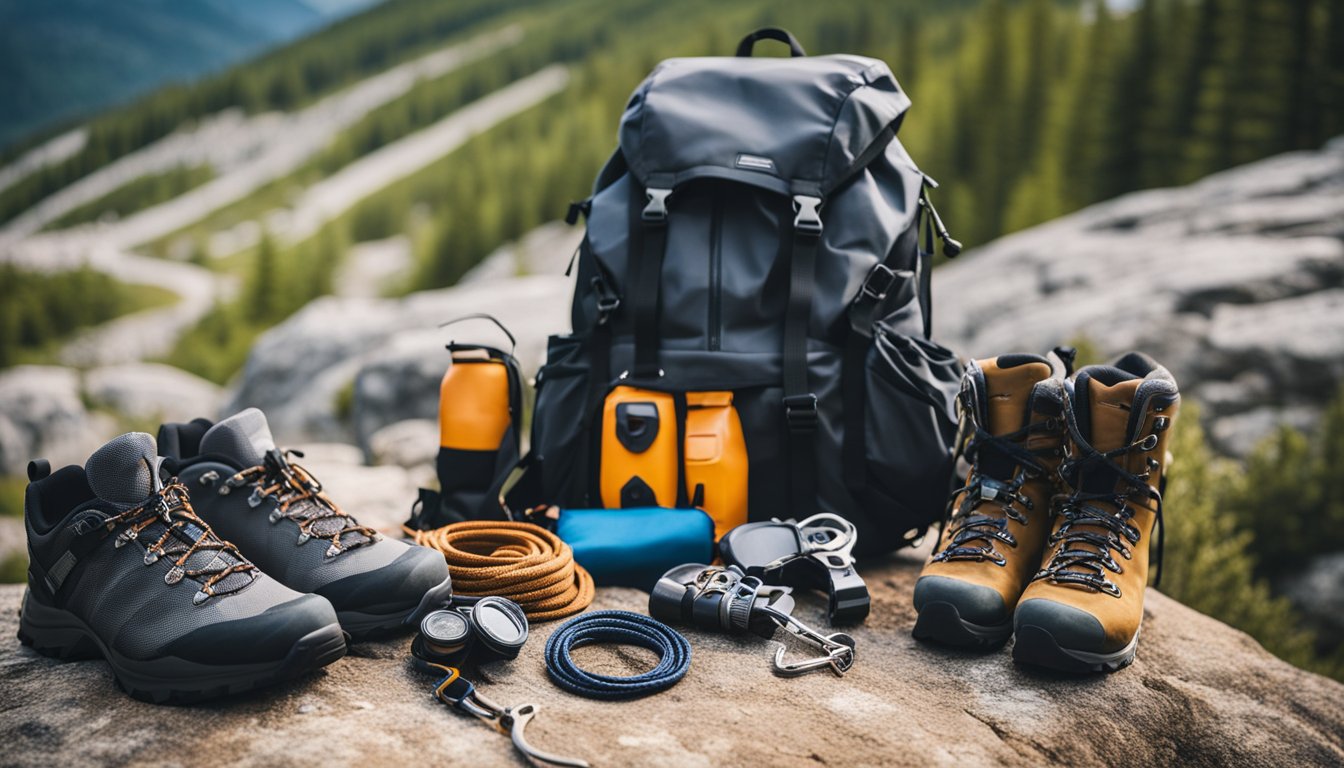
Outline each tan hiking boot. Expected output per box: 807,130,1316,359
912,352,1070,649
1013,352,1179,673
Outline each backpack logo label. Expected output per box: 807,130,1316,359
735,154,776,173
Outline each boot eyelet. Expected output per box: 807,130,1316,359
1139,434,1159,451
1100,580,1122,598
199,471,219,487
164,565,185,585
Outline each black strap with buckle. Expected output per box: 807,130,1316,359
783,194,823,517
630,186,672,380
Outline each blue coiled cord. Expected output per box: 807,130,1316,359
543,610,691,700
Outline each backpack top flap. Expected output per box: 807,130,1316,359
618,53,911,198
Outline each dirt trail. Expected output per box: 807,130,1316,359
0,27,566,368
0,25,522,248
0,128,87,197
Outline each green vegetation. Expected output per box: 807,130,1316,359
43,165,214,231
1159,404,1342,680
161,223,347,384
0,553,27,585
0,266,178,367
0,476,26,519
1227,387,1344,580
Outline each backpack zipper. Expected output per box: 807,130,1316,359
708,190,723,351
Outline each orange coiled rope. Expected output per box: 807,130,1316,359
405,520,594,622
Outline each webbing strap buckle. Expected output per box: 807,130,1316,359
783,393,819,433
642,188,672,224
792,195,823,237
590,276,620,324
859,263,898,301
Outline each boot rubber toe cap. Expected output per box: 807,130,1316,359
1014,598,1108,653
159,593,339,665
914,575,1010,626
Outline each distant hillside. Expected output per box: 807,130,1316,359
0,0,375,149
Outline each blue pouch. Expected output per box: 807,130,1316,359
556,507,715,591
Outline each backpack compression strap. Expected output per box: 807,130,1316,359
783,195,824,517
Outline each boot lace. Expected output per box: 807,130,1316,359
107,480,258,605
1033,417,1164,598
221,448,380,558
932,418,1061,565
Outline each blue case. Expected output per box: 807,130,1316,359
556,507,715,591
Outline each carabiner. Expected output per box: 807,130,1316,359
759,604,857,677
503,703,590,768
426,663,589,767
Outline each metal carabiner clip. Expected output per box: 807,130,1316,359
428,664,589,767
759,604,857,677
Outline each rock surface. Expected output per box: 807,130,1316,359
82,362,224,425
226,221,580,449
0,366,115,476
934,137,1344,456
0,363,223,477
2,547,1342,767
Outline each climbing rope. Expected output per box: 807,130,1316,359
405,520,594,621
543,610,692,700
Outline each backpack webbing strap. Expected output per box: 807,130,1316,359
630,186,672,379
840,215,933,494
784,195,823,516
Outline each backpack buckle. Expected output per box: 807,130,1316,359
783,394,819,433
859,264,897,301
792,195,823,237
642,188,672,224
590,276,620,323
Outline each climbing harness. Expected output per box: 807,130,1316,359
719,513,870,624
649,563,856,677
405,520,594,621
543,610,692,700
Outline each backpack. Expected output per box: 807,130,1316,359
506,28,963,555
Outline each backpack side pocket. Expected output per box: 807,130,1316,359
862,322,962,547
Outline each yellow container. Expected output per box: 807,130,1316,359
684,391,749,539
439,351,512,452
600,386,679,508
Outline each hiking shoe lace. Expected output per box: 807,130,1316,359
933,418,1061,565
221,448,380,558
107,480,258,605
1034,423,1164,597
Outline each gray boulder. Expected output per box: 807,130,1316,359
934,137,1344,455
0,366,116,476
367,418,438,471
227,274,571,448
226,220,579,450
1280,551,1344,640
83,362,223,424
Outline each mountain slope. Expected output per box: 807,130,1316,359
0,0,345,149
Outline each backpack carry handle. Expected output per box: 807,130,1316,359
735,28,807,58
440,313,517,355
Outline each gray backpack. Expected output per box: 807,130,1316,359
509,28,963,554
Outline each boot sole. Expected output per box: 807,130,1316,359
1012,624,1139,674
17,589,347,704
912,600,1013,650
336,574,454,641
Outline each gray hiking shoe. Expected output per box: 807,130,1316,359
18,433,345,704
159,409,452,639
